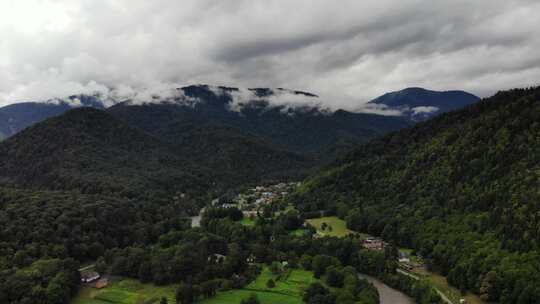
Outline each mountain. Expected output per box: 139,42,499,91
290,87,540,301
0,107,314,199
0,95,104,139
0,107,208,199
108,85,411,157
369,87,480,121
0,85,412,155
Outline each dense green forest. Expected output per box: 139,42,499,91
0,107,314,202
290,87,540,302
0,108,209,199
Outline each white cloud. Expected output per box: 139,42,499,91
411,106,439,115
1,0,539,108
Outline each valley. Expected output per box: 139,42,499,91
0,86,538,304
2,1,540,303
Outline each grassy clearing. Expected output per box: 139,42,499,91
240,217,256,226
306,216,355,237
72,277,176,304
198,266,318,304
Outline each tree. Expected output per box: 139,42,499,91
335,290,355,304
325,266,344,288
176,283,194,304
138,262,153,283
270,261,282,274
300,254,313,270
303,282,332,303
46,273,69,304
321,222,328,231
201,280,218,298
312,255,339,278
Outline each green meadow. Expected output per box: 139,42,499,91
72,278,175,304
306,216,355,237
198,267,319,304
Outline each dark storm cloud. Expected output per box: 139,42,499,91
1,0,540,110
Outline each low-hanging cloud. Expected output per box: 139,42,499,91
1,0,540,110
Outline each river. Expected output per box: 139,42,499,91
359,274,414,304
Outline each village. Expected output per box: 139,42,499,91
211,181,300,218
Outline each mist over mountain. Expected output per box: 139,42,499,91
0,85,412,156
108,85,410,157
369,87,480,121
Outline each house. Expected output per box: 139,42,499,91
398,257,411,264
246,254,256,264
362,238,386,251
208,253,227,263
81,271,100,283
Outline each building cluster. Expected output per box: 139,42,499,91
361,237,386,251
215,182,300,211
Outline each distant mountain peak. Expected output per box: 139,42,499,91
369,87,480,121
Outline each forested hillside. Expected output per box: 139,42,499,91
0,108,209,199
0,107,314,201
290,87,540,302
107,102,315,182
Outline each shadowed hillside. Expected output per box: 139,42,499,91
291,87,540,302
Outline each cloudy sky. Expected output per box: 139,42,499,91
1,0,540,109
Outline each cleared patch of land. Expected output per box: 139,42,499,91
72,277,176,304
199,266,319,304
306,216,355,237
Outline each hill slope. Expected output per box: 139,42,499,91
291,87,540,302
369,87,480,121
0,107,208,199
0,95,105,139
0,107,314,199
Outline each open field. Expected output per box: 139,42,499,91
198,266,318,304
72,277,176,304
306,216,355,237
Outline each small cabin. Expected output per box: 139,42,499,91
81,271,100,283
